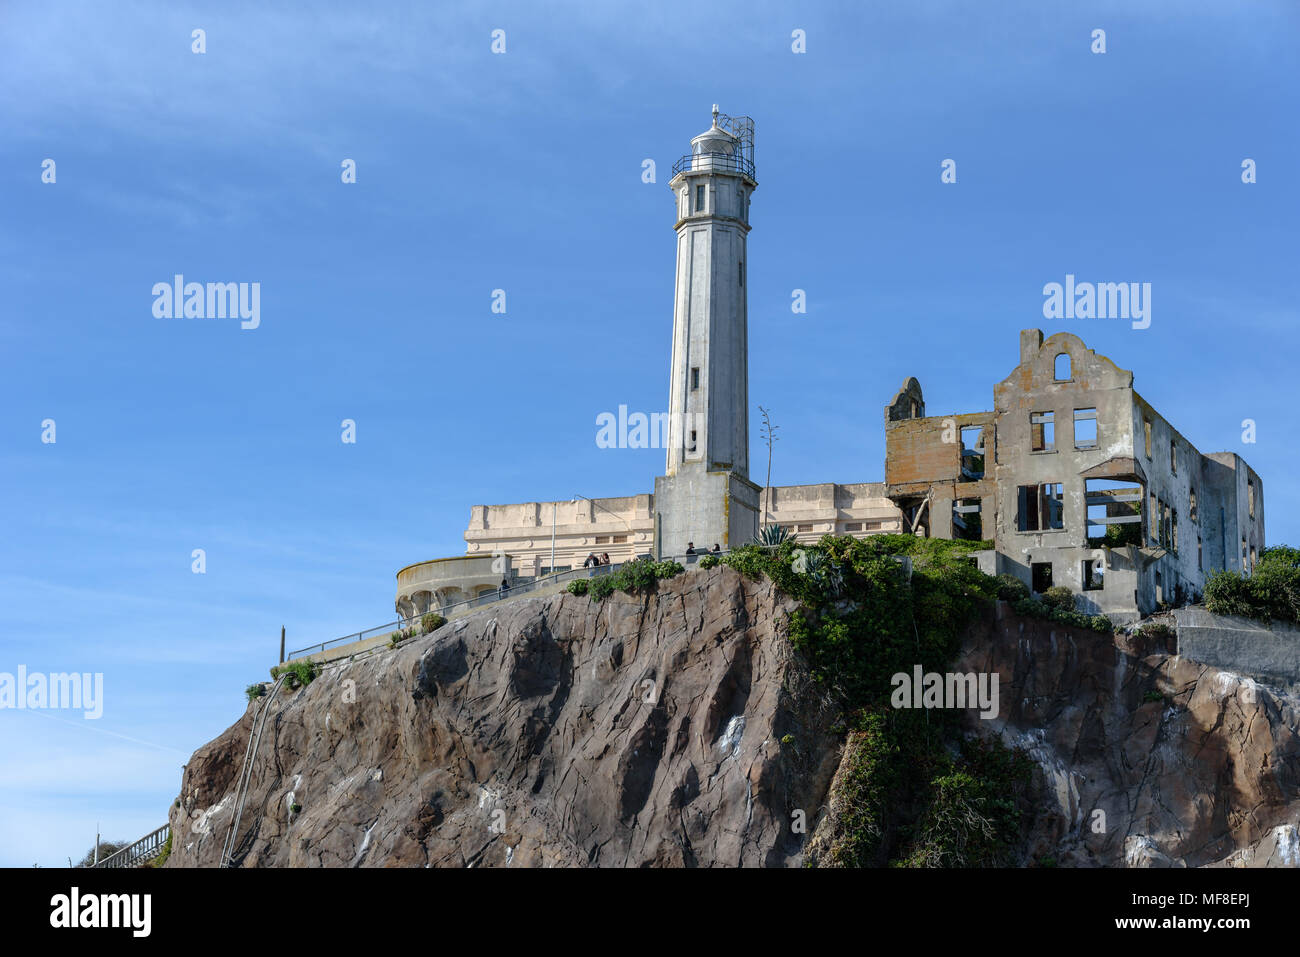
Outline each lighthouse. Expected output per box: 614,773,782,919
654,107,761,556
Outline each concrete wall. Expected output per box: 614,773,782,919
396,554,512,617
1174,606,1300,693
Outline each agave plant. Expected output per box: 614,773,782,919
804,550,846,597
752,524,792,547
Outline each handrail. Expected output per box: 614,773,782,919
220,674,285,868
287,552,726,660
671,150,755,180
92,823,170,868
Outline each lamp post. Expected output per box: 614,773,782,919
550,497,580,576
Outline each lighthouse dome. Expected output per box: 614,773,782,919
691,122,736,156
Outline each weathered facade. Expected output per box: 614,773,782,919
456,482,903,578
884,328,1264,622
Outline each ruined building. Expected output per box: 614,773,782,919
885,328,1264,622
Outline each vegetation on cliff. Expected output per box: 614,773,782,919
720,534,1035,867
1205,545,1300,625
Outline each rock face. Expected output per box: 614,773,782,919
166,566,841,867
957,604,1300,867
167,565,1300,868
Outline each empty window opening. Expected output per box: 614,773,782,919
1085,479,1143,547
1031,411,1055,452
688,430,697,452
1144,419,1152,458
953,498,982,540
1161,501,1171,549
1149,490,1158,544
1171,508,1179,553
1082,558,1105,591
1249,480,1256,519
1197,536,1203,571
1189,486,1198,521
1170,440,1177,474
1017,482,1064,531
1073,408,1098,449
1032,562,1054,593
1155,570,1163,604
960,426,985,480
1054,353,1072,380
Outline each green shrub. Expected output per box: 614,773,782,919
245,683,266,703
894,736,1033,868
290,803,302,814
274,659,318,690
815,711,901,868
149,832,172,868
1012,597,1113,634
1203,547,1300,625
566,578,589,596
580,558,684,601
698,553,720,569
994,574,1029,602
1041,586,1076,613
1260,545,1300,571
1136,621,1176,642
1142,690,1165,704
421,612,446,633
652,559,685,580
588,575,617,600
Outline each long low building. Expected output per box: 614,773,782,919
395,483,907,616
462,482,905,576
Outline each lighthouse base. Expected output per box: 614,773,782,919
654,468,760,558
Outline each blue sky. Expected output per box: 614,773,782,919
1,0,1296,866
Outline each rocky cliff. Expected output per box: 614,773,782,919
956,604,1300,868
168,566,842,867
168,566,1300,867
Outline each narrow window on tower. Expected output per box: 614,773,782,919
688,430,698,452
738,261,744,285
694,184,706,213
690,367,700,391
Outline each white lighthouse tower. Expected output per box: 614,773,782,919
654,107,761,556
